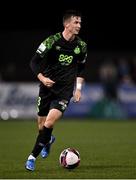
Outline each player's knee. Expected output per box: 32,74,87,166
38,123,44,130
38,117,46,130
44,120,55,128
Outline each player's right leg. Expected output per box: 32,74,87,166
25,88,51,171
38,116,47,131
25,110,61,171
25,118,53,171
25,116,48,171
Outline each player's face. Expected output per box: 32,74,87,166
67,16,81,35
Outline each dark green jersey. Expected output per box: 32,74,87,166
31,32,87,96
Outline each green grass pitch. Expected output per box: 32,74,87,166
0,119,136,179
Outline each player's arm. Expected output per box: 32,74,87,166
30,53,43,75
73,46,87,102
30,37,55,87
30,53,55,87
73,77,84,102
73,64,85,103
37,73,55,87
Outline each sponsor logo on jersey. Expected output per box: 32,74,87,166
58,54,73,66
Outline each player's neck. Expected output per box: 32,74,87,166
62,31,75,42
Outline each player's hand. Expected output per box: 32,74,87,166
73,89,82,103
42,77,55,87
37,73,55,87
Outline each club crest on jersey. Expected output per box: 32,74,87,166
74,46,80,54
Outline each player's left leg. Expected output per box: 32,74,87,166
40,109,62,158
40,99,69,158
41,134,55,158
31,108,62,158
37,116,54,158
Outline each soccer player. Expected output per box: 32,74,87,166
25,9,87,171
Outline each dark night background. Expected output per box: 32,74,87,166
0,0,136,83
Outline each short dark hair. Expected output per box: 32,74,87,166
63,9,82,23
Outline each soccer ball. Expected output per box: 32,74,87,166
59,148,80,169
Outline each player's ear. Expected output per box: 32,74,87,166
63,18,71,28
64,21,68,28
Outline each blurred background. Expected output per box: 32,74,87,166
0,0,136,120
